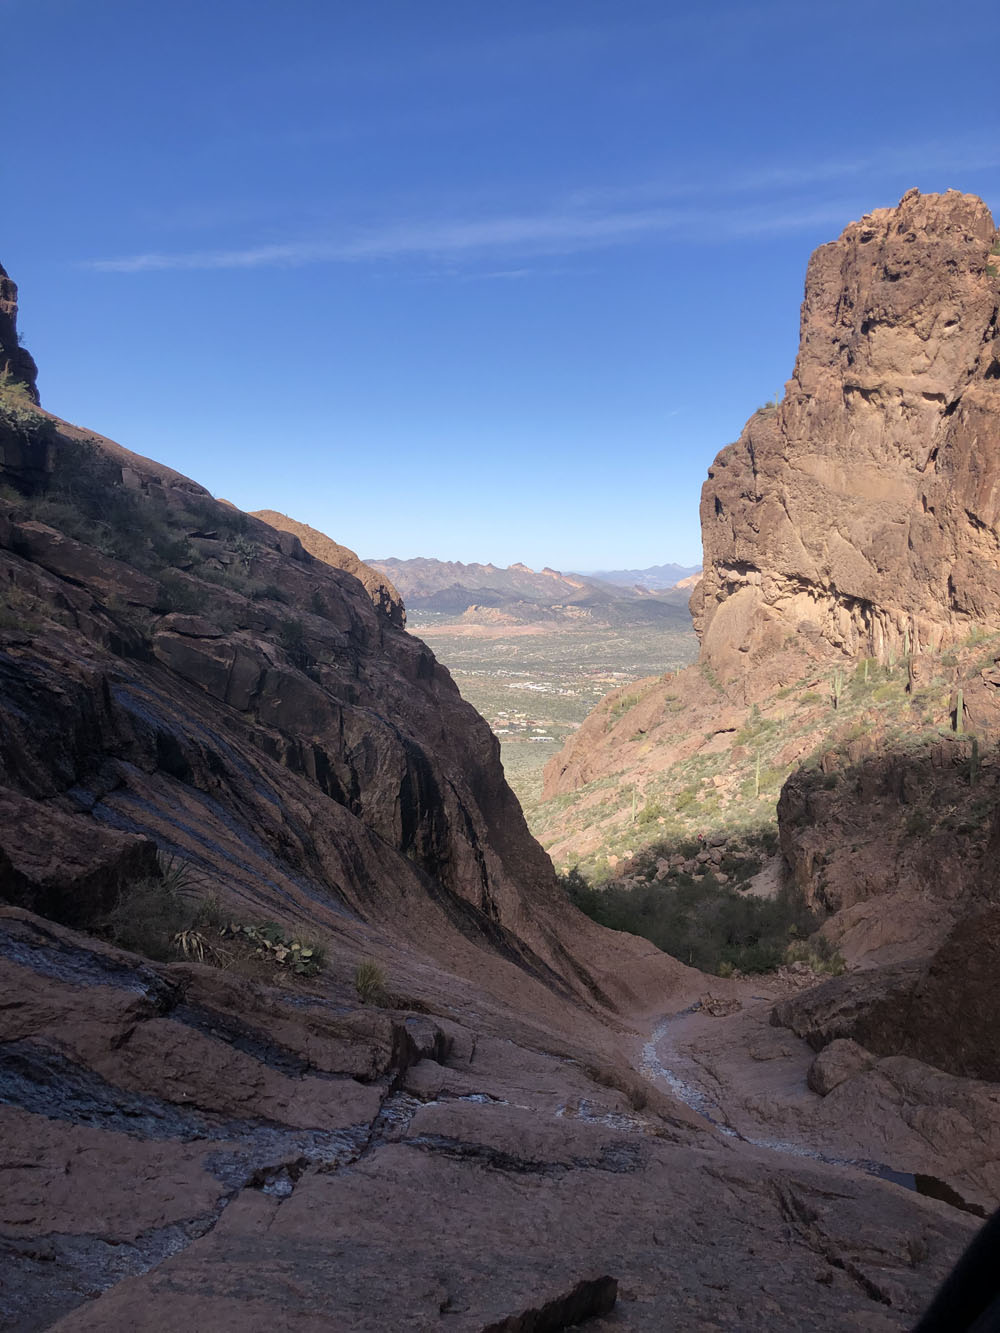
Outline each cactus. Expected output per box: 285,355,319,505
831,668,844,709
902,626,911,660
754,750,761,799
971,736,980,786
955,687,965,735
863,658,869,684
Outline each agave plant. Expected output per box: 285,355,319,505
173,929,208,962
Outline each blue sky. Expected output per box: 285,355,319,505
3,0,998,570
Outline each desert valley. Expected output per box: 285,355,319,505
1,186,999,1330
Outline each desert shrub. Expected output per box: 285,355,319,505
354,957,387,1004
719,851,763,882
785,937,846,976
12,434,204,577
220,921,325,977
636,800,666,825
871,682,903,703
0,379,57,465
674,783,702,811
98,856,212,960
0,584,41,631
570,872,819,975
155,571,205,614
199,564,253,595
905,808,932,836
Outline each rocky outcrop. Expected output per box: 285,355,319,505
543,191,1000,848
697,190,1000,688
777,740,999,941
250,508,406,627
0,450,684,1020
772,906,1000,1083
0,263,38,400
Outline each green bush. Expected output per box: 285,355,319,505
220,921,325,976
636,800,666,825
786,937,846,976
98,856,213,960
568,868,818,975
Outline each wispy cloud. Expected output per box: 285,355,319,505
86,137,1000,277
87,201,846,274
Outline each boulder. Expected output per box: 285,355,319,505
807,1038,876,1096
0,789,159,927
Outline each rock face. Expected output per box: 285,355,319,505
250,508,406,627
0,414,684,1022
543,190,1000,824
696,190,1000,688
0,907,978,1332
0,263,38,400
773,906,1000,1083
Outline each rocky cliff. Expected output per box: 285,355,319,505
696,189,1000,690
0,263,38,401
250,508,406,627
546,190,1000,809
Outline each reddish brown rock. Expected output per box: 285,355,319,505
0,262,38,400
698,190,1000,688
251,508,406,627
808,1038,877,1095
0,791,159,927
772,906,1000,1084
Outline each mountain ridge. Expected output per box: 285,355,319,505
585,561,702,590
367,553,693,626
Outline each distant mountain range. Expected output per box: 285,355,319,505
584,562,702,590
365,556,698,628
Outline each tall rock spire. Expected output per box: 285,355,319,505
0,262,39,402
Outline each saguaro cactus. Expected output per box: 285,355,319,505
832,669,844,710
955,687,965,735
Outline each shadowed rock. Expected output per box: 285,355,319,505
251,508,406,627
479,1275,617,1331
